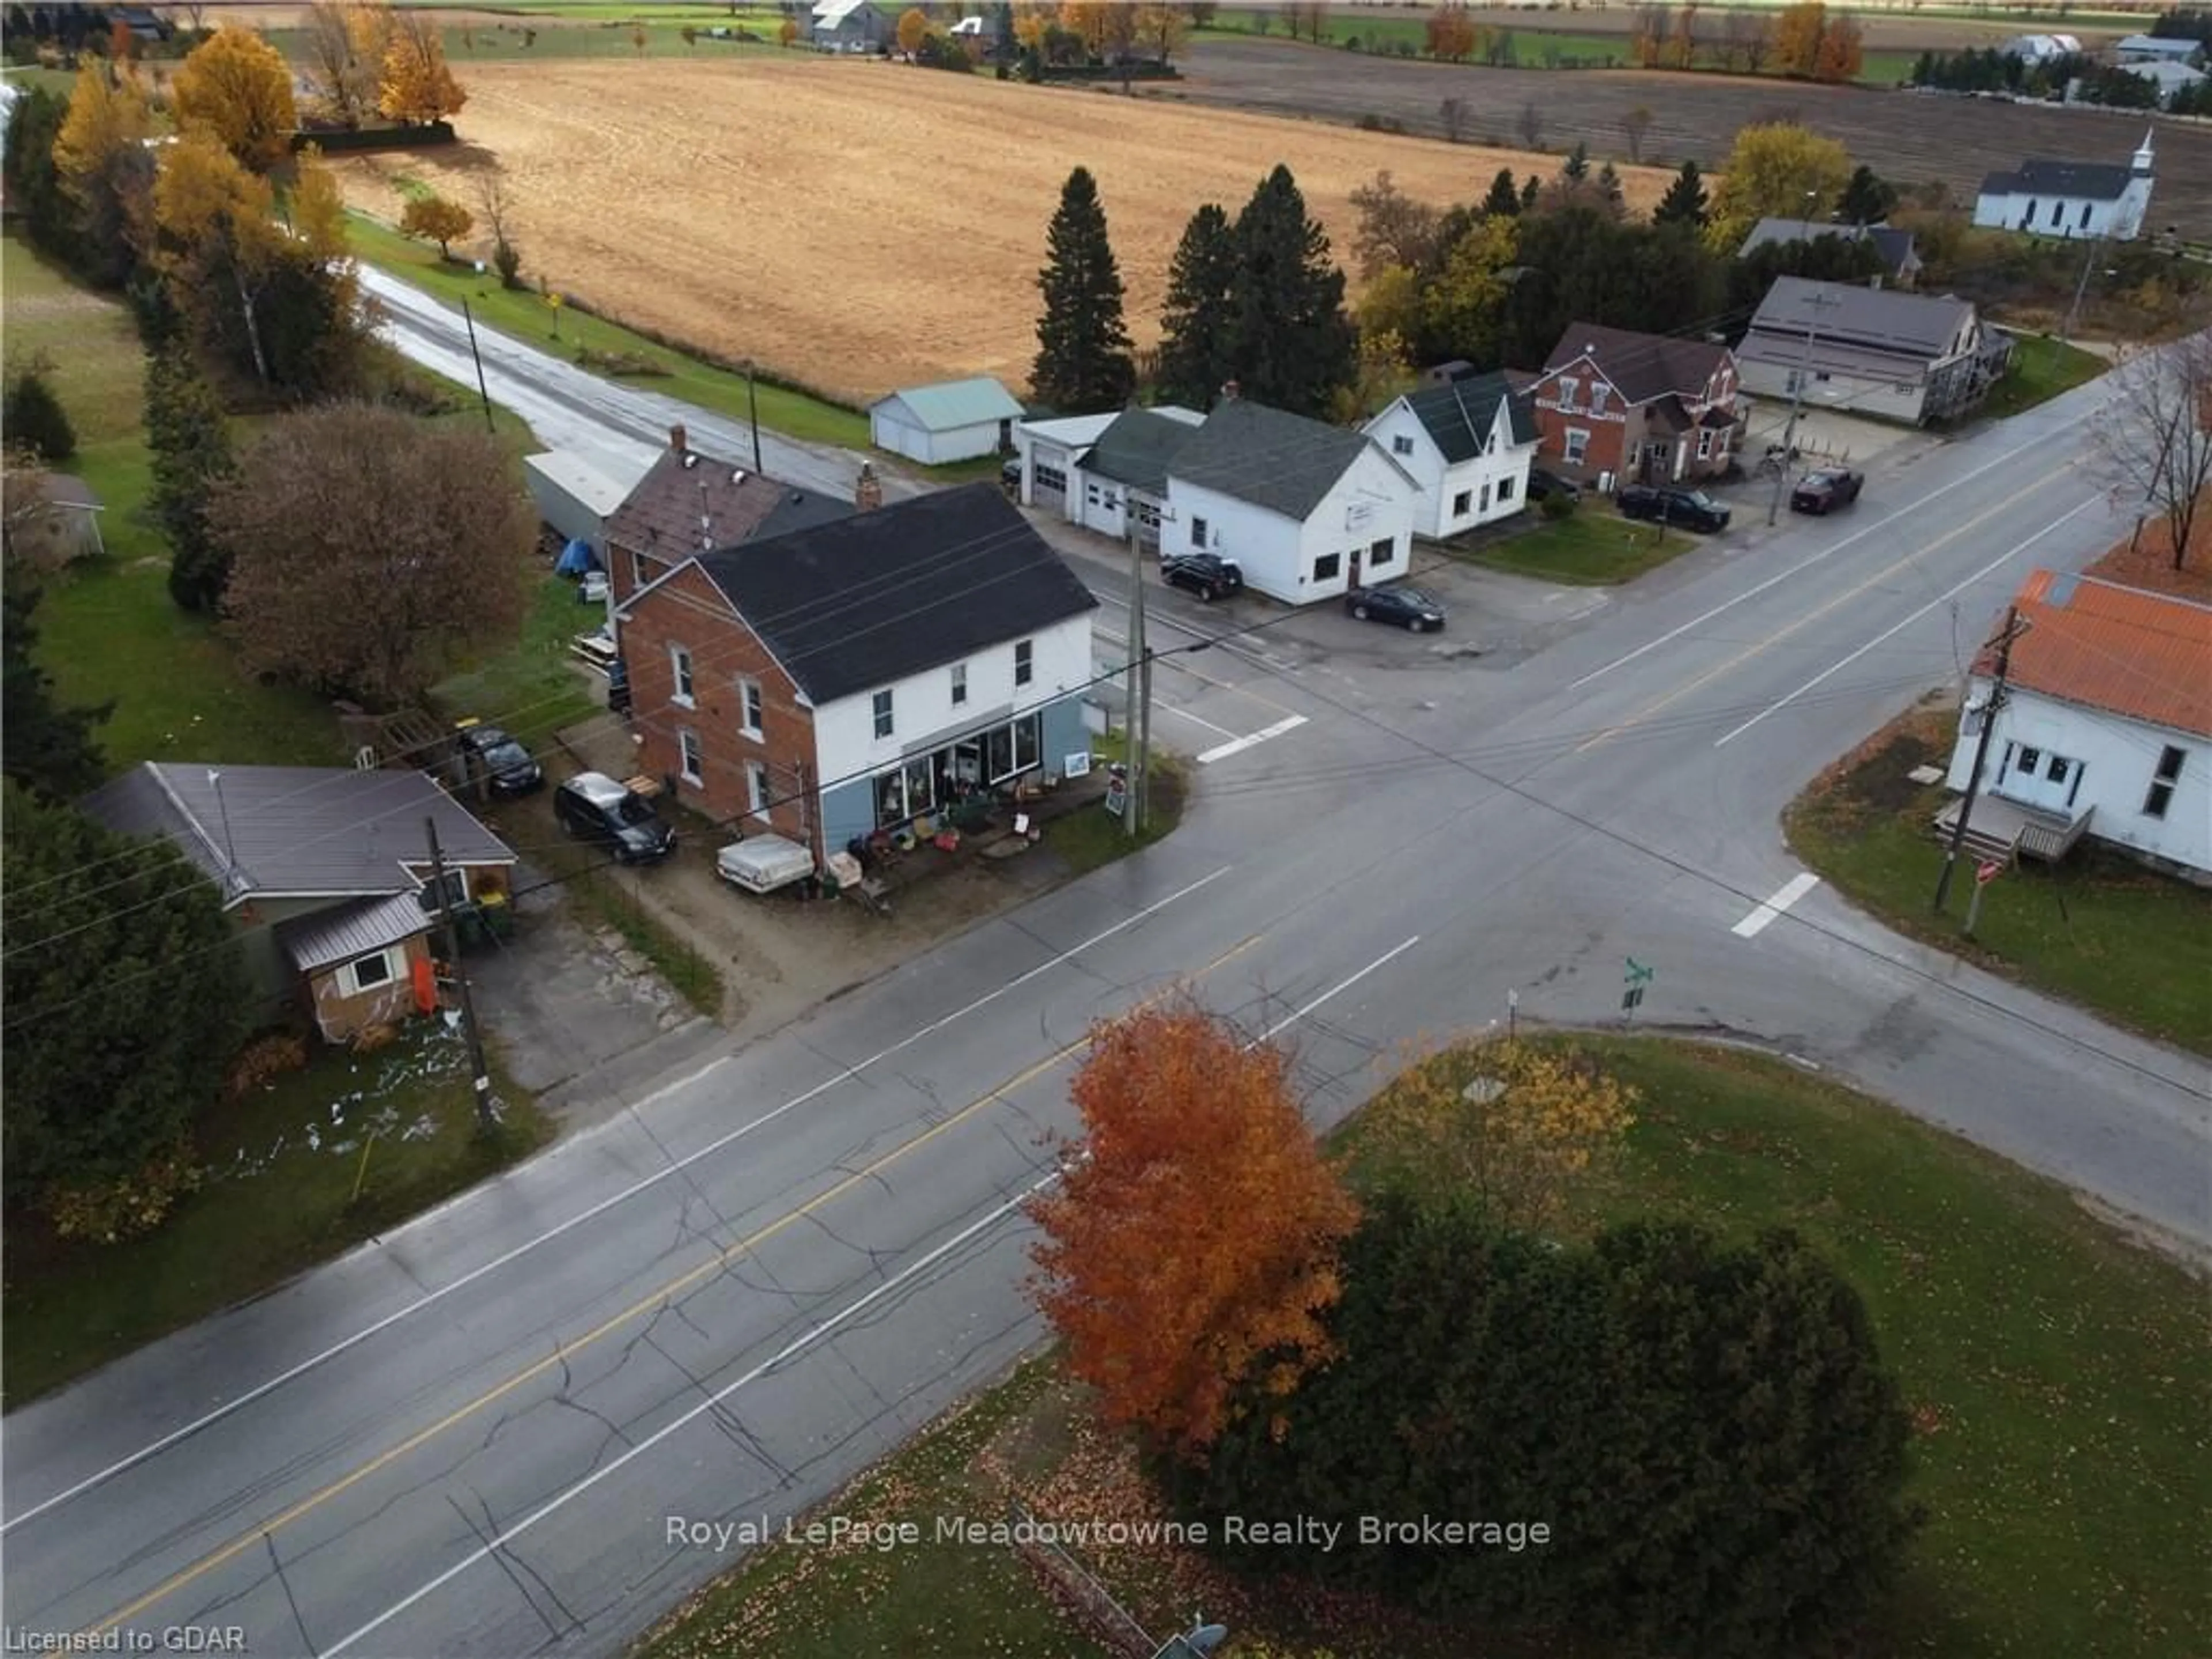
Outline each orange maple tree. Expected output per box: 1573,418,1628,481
1027,1000,1360,1459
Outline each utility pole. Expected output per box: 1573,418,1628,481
1124,507,1148,838
1933,605,2028,915
426,817,498,1135
1767,283,1839,526
460,298,495,434
744,361,764,474
2061,234,2104,342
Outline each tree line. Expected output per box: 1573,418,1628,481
1908,44,2197,111
1631,0,1864,82
1025,1002,1918,1657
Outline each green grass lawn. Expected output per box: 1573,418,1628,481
344,214,872,449
627,1034,2212,1658
1041,733,1185,876
1448,506,1698,585
268,17,787,63
2,1023,554,1405
431,573,603,744
1978,333,2107,421
2,232,345,771
1786,703,2212,1055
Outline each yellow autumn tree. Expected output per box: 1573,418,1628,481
380,10,468,126
1135,1,1188,62
153,129,285,378
1013,2,1050,50
1359,1039,1637,1234
400,192,472,258
1772,0,1828,77
1331,327,1418,424
287,143,352,264
301,0,392,128
172,25,298,172
1703,121,1853,251
1058,0,1109,52
895,5,929,54
52,63,157,276
1027,999,1361,1457
1812,10,1864,81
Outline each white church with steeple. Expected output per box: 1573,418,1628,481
1973,130,2157,240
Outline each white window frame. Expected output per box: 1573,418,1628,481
679,728,704,786
1191,516,1209,549
1392,433,1415,456
339,947,399,998
1590,384,1608,415
1368,536,1395,570
2143,745,2186,819
1014,639,1033,688
1557,375,1580,411
670,644,696,708
1452,488,1472,516
1696,430,1713,461
1479,482,1491,511
1313,551,1342,582
747,759,772,818
1564,427,1590,464
950,661,968,706
739,676,764,738
872,688,895,738
1497,474,1517,502
417,868,467,914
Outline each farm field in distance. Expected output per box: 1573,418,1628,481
328,58,1673,405
1177,36,2212,239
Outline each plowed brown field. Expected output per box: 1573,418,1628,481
335,58,1672,404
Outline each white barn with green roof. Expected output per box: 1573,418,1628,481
869,376,1025,464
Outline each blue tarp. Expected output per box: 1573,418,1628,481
555,538,599,576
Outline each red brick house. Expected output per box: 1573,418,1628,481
1526,323,1746,487
605,425,857,608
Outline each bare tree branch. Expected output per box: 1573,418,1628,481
2095,331,2212,572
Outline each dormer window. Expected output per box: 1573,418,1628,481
1558,376,1580,411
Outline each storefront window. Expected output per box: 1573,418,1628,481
1013,713,1040,774
903,757,935,817
986,725,1014,782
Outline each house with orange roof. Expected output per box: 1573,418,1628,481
1938,570,2212,880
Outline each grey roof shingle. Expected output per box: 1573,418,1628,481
79,764,514,906
1167,399,1376,521
1544,323,1733,407
1737,218,1922,275
279,891,435,974
1978,159,2135,201
692,483,1097,706
1402,373,1538,464
605,446,853,562
1080,408,1202,495
1748,276,1974,361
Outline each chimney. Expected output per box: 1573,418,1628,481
669,423,688,456
854,463,882,513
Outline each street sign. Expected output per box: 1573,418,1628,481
1976,859,2003,886
1104,775,1127,817
1624,957,1656,986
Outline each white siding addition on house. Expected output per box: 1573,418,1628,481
1362,375,1539,541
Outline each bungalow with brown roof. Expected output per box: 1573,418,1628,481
1525,323,1745,487
1938,571,2212,880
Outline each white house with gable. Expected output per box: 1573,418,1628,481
1974,132,2156,240
1363,372,1539,540
1160,395,1421,605
1938,570,2211,881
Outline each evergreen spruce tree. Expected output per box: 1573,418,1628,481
145,344,240,614
1222,165,1357,420
1653,158,1710,229
1563,140,1590,180
1521,172,1542,211
1154,203,1240,410
1031,166,1137,412
1596,161,1626,215
1482,166,1522,218
3,369,77,463
1,578,109,804
1838,163,1898,226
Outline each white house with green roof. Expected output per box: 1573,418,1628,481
1363,373,1540,540
869,375,1025,464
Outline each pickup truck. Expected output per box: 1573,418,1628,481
1790,468,1865,516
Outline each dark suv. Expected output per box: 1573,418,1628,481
554,771,677,864
1163,553,1244,602
453,720,543,797
1617,484,1731,533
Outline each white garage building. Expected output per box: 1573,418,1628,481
868,376,1025,465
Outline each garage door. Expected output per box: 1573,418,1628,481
1031,448,1069,512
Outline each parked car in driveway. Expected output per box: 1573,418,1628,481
453,719,544,798
554,771,676,865
1790,468,1865,515
1617,484,1732,533
1527,467,1582,503
1347,584,1447,632
1163,552,1244,601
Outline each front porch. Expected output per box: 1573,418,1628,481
1931,791,2095,865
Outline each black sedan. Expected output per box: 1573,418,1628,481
453,721,544,796
1163,553,1244,601
1790,468,1865,515
1617,484,1732,533
1527,467,1582,503
1347,584,1446,632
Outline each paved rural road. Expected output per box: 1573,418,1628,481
358,266,923,505
6,342,2207,1656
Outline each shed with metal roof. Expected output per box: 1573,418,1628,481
868,376,1026,465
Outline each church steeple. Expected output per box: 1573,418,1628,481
2133,128,2156,175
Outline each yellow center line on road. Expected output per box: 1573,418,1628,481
84,933,1264,1639
1572,471,2075,757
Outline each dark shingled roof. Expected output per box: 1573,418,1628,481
1402,373,1539,464
79,764,513,906
1978,159,2135,202
1168,399,1375,521
1080,408,1201,495
693,484,1097,705
605,445,854,562
1544,322,1733,408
